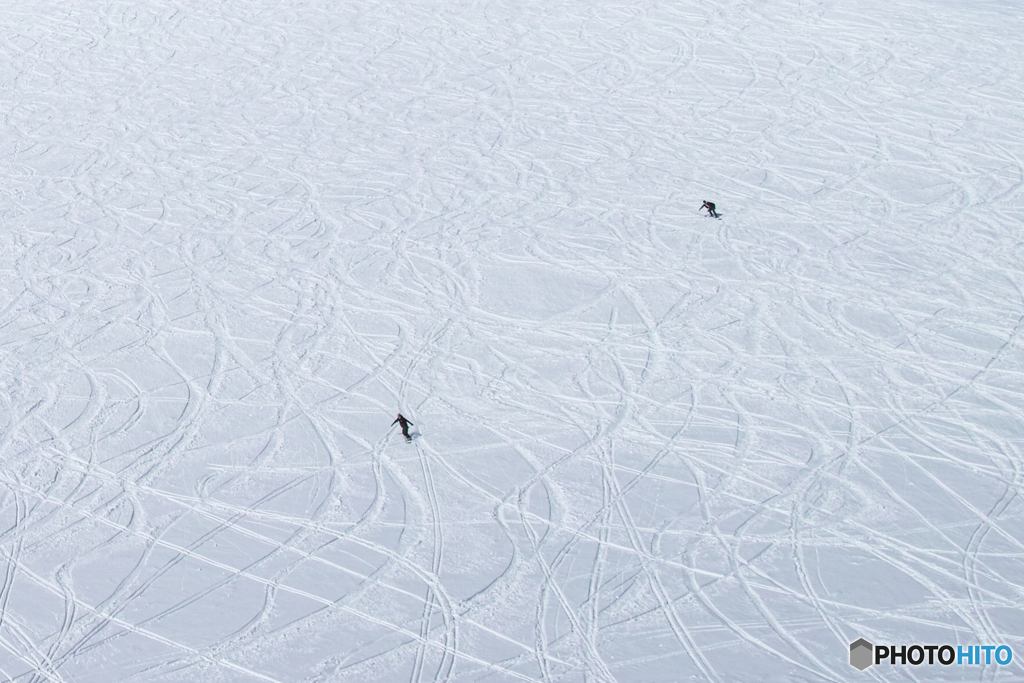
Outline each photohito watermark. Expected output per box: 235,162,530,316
849,638,1013,671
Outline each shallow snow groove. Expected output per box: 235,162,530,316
1,0,1023,680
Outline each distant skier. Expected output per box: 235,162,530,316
701,200,719,218
392,413,414,442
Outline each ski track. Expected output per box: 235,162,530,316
2,0,1024,680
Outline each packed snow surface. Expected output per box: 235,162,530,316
2,0,1023,680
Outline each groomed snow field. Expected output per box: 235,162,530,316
1,0,1023,680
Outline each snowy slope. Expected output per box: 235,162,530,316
1,0,1023,680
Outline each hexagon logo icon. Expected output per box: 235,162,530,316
850,638,874,670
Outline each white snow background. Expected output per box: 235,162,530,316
1,0,1023,680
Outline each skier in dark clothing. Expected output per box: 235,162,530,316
392,414,414,442
701,200,718,218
